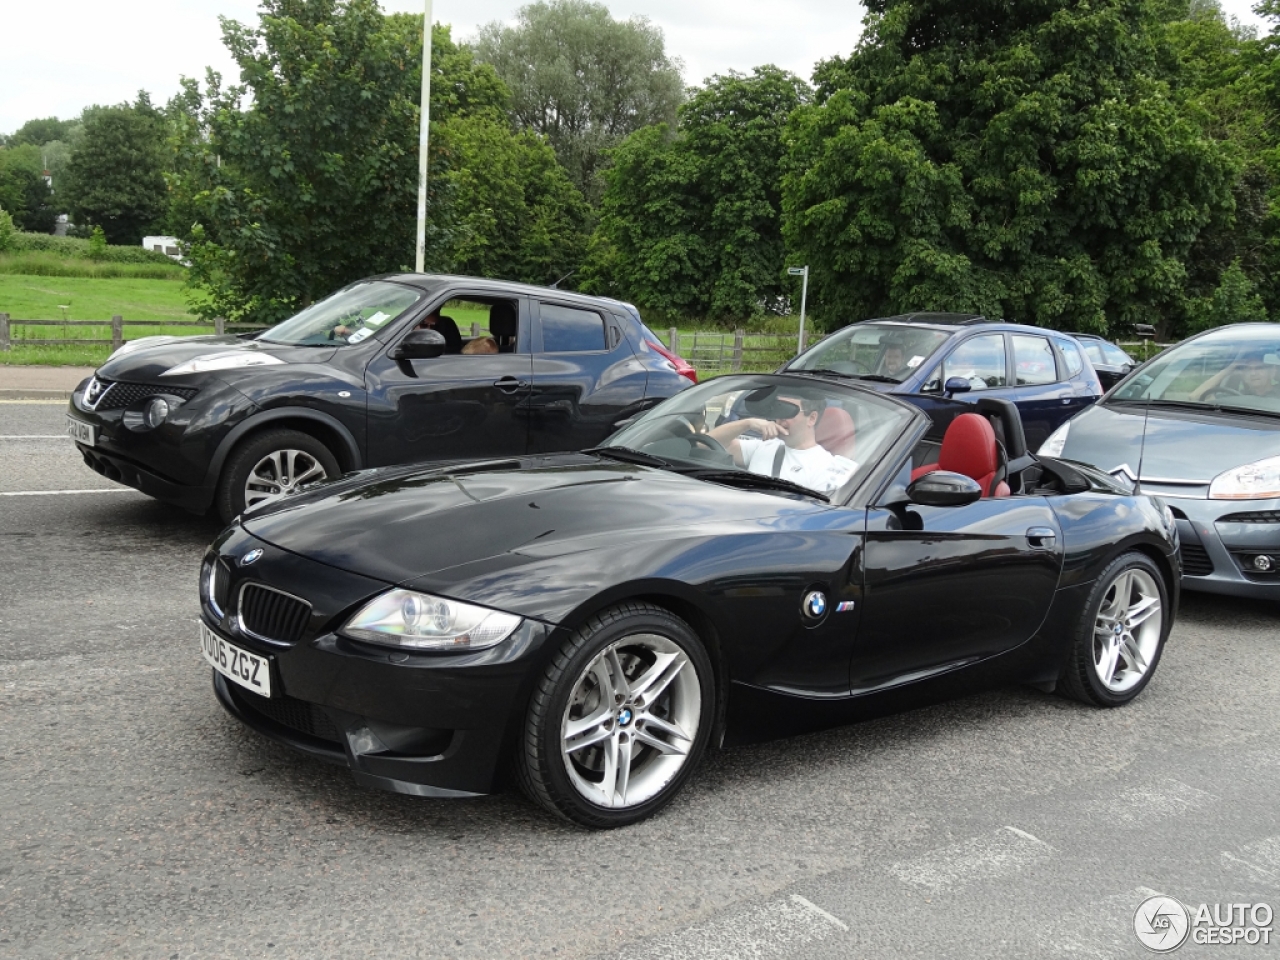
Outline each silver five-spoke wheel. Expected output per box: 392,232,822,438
561,634,702,809
1063,551,1169,707
1091,567,1162,693
244,448,329,509
518,602,713,828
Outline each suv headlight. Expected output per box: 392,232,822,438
1209,456,1280,500
341,589,521,650
122,393,188,431
1039,421,1070,458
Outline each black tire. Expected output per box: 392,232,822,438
214,428,340,524
516,602,715,828
1060,551,1170,707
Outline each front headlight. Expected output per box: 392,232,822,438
161,352,284,377
1209,456,1280,500
341,589,522,651
1039,421,1070,458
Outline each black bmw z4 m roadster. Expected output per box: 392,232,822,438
199,372,1180,828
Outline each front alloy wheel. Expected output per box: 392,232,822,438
518,602,714,828
215,428,340,523
1062,552,1169,707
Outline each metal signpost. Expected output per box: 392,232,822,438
788,266,809,356
414,0,434,274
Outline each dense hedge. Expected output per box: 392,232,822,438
10,232,180,265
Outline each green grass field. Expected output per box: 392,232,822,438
0,275,204,366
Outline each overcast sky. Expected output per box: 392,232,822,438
0,0,1273,134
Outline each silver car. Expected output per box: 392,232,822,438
1041,323,1280,601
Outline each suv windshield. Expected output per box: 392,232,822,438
1112,329,1280,413
259,281,423,346
606,374,915,499
788,323,951,383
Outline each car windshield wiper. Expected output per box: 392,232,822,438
850,373,901,384
794,368,901,384
680,468,830,502
585,445,674,469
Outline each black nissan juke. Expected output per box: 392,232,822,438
65,274,693,522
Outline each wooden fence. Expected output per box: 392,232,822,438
0,314,271,351
663,328,810,374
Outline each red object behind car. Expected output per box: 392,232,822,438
643,332,697,384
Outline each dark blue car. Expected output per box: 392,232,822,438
782,313,1104,450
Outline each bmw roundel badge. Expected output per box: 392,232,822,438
240,548,264,566
803,590,828,620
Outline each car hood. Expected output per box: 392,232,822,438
1063,402,1280,484
96,334,334,382
241,456,799,585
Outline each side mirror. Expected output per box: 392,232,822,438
907,470,983,507
943,376,972,397
394,329,447,360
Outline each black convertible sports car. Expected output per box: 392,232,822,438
200,373,1180,827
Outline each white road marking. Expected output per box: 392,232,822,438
604,892,849,960
1103,778,1213,826
0,435,71,439
0,488,133,497
888,826,1056,891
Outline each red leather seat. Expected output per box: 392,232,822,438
816,407,856,459
911,412,1009,497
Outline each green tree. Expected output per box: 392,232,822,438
0,144,56,233
169,2,511,324
436,115,589,284
0,206,16,251
782,0,1236,335
7,116,76,147
586,67,811,321
61,95,168,244
474,0,685,202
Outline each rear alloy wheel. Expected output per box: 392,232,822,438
1062,552,1169,707
216,429,340,523
517,602,714,828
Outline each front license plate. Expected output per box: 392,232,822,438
66,416,95,446
200,622,272,698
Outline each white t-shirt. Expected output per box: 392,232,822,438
737,437,857,495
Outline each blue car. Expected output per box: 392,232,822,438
782,313,1104,451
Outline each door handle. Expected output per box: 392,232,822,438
1026,526,1057,548
494,377,527,393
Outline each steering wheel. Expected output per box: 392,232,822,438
685,431,734,466
1206,386,1242,400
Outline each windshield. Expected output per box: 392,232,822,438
788,322,951,383
1111,327,1280,413
606,374,916,499
259,281,423,346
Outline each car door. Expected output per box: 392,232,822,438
1001,333,1086,451
526,300,652,453
853,470,1064,694
363,295,533,466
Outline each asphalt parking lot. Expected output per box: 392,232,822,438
2,399,1279,959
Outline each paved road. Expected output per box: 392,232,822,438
1,401,1277,959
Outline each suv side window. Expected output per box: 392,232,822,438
540,303,607,353
942,334,1008,389
1011,334,1059,385
1060,339,1085,377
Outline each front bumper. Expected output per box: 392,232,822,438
1165,495,1280,600
203,526,556,796
77,442,214,512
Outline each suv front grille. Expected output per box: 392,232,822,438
233,686,343,744
90,378,199,410
238,583,311,644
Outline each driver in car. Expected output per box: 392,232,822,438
1190,349,1280,401
708,394,856,495
880,340,910,378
